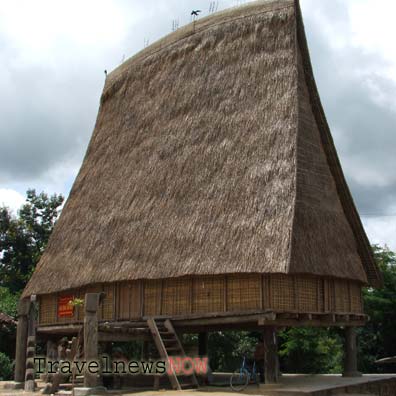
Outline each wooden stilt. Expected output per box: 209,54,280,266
141,340,149,360
14,299,30,383
343,326,361,377
198,332,208,356
263,326,278,384
84,293,102,388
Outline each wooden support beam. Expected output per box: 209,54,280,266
343,326,361,377
263,326,278,384
198,332,208,356
98,332,150,342
84,293,103,388
14,299,30,383
141,340,149,360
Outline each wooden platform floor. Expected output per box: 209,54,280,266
2,374,396,396
241,374,396,395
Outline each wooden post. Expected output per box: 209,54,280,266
141,341,149,360
14,299,31,383
198,332,208,356
343,326,361,377
263,326,278,384
84,293,102,388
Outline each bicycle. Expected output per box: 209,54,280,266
230,355,260,391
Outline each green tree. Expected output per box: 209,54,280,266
0,352,13,380
0,287,19,317
208,331,258,371
278,327,343,374
0,189,64,293
358,245,396,373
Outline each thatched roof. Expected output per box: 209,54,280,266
23,0,382,298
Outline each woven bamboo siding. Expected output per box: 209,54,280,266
38,275,364,325
193,276,225,313
117,282,131,320
117,281,142,320
227,275,262,311
295,276,319,312
102,284,114,320
143,279,162,316
335,279,350,312
161,278,191,316
271,275,296,311
350,282,363,313
38,294,57,325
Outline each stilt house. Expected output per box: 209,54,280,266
15,0,382,387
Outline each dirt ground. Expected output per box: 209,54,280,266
2,374,396,396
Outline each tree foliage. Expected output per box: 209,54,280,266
0,190,63,378
358,245,396,373
278,327,343,374
0,352,13,381
0,189,64,293
0,287,19,317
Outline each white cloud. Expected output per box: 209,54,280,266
363,217,396,251
0,0,395,250
0,188,25,213
348,0,396,82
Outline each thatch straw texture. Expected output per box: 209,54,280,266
23,0,381,298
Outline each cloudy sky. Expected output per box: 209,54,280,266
1,0,395,249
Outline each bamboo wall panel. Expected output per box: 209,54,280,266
350,282,363,313
118,282,130,320
192,276,224,313
143,279,162,316
227,274,261,311
129,281,142,319
162,278,191,316
335,279,350,312
117,281,142,320
38,274,364,325
39,294,57,325
296,276,319,312
102,284,114,320
271,275,295,311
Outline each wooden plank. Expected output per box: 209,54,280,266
223,275,227,312
130,281,142,319
189,278,193,314
140,281,144,318
159,280,164,316
98,332,150,342
293,275,298,311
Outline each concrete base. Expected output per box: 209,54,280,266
0,381,24,390
73,386,108,396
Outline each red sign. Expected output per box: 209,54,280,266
58,295,74,318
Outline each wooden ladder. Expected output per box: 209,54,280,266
147,318,199,390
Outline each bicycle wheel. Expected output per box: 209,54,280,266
230,368,250,392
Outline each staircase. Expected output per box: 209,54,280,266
147,318,199,390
